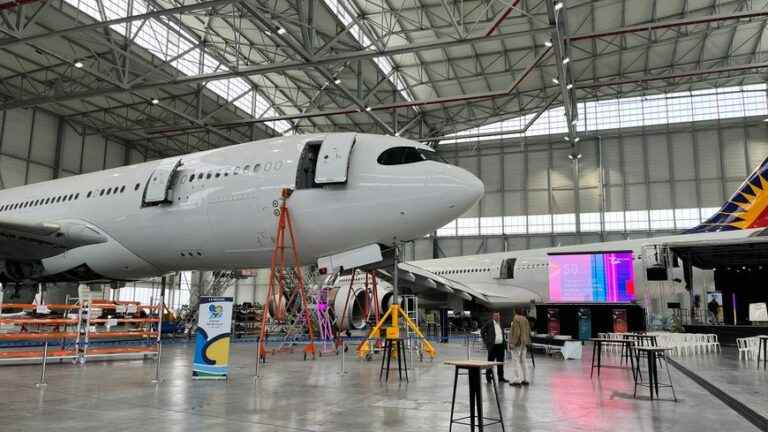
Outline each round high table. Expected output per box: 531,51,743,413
445,360,505,432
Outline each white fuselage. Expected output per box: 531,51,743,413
410,229,760,308
0,134,483,282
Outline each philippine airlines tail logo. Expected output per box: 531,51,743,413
688,156,768,233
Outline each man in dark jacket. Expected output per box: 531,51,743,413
481,312,508,383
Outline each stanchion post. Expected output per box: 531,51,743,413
152,293,164,384
338,338,347,375
253,336,261,382
36,339,49,388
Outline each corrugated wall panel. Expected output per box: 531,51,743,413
82,135,106,173
622,136,645,183
526,150,548,189
721,128,747,179
646,135,669,181
671,132,695,180
2,109,32,159
60,123,83,173
29,111,57,166
746,126,768,167
696,130,722,179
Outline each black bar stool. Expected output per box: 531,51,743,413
445,360,505,432
379,338,408,382
757,336,768,369
633,346,677,401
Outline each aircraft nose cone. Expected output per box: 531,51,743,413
432,166,485,215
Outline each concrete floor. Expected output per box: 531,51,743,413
673,348,768,420
0,341,758,432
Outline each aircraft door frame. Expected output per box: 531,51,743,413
314,133,356,184
142,158,182,206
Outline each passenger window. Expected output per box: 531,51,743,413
87,191,92,198
120,186,125,193
134,183,140,190
197,173,203,180
234,167,240,175
206,172,212,179
215,172,221,178
100,189,105,196
189,174,195,182
243,165,251,173
75,193,80,200
106,188,112,196
256,163,263,172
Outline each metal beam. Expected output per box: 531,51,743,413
0,28,546,111
0,0,240,49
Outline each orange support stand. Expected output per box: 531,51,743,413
258,188,316,362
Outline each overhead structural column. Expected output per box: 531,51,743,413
545,0,580,158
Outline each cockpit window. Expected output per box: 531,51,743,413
377,147,448,165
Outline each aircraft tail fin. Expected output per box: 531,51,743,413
688,156,768,233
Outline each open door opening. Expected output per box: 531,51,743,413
500,258,516,279
143,158,181,206
295,141,322,190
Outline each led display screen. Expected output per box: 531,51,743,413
548,252,636,303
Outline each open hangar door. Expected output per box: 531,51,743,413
670,238,768,325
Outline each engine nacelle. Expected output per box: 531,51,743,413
329,275,390,330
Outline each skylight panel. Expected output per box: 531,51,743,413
63,0,292,135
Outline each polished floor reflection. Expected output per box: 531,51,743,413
0,342,758,431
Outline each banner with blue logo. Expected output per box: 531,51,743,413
193,296,233,379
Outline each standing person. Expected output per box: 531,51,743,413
508,307,531,386
481,312,508,383
708,297,719,324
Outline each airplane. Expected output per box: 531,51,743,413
0,132,483,284
330,155,768,328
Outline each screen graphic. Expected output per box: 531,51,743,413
548,252,635,302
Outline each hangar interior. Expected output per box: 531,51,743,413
1,0,768,431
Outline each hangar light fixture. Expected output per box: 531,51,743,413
568,152,582,161
277,27,287,35
764,118,768,122
563,136,570,141
74,61,83,68
574,137,580,143
151,98,160,105
566,83,573,90
544,40,553,47
552,77,559,84
562,57,570,65
365,106,372,112
554,2,564,11
334,78,342,85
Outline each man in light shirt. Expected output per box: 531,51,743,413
481,312,508,383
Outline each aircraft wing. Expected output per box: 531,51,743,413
0,217,108,261
378,262,491,305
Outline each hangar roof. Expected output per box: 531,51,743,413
0,0,766,156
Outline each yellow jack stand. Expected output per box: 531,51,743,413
356,304,436,359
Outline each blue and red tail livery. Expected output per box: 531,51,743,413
688,156,768,233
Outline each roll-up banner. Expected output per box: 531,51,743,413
193,296,233,380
